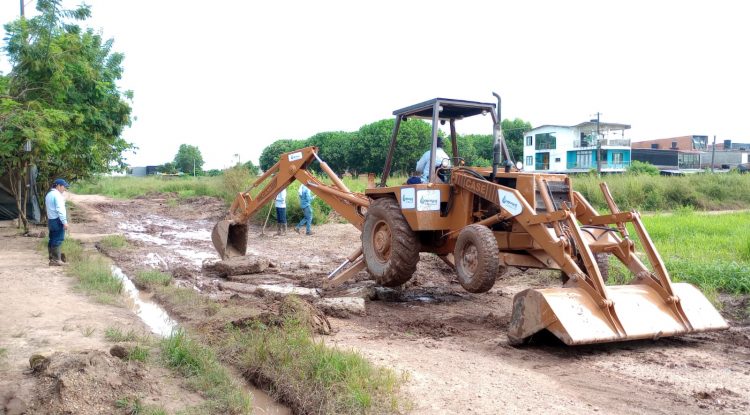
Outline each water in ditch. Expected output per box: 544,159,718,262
111,265,290,414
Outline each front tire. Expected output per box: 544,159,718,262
455,224,500,293
362,198,419,287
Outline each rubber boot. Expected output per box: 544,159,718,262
275,223,282,236
49,246,64,266
48,246,53,261
283,224,288,235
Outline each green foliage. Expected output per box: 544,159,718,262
134,270,173,288
99,234,128,249
173,144,204,175
105,327,138,342
1,0,133,188
258,139,307,171
636,212,750,294
128,345,150,362
258,116,529,179
224,296,407,414
572,172,750,212
161,329,251,414
627,160,660,176
157,162,178,174
241,160,260,176
501,118,532,162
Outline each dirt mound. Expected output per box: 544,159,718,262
24,350,152,415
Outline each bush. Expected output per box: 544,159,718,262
627,160,660,176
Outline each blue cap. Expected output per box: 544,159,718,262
53,178,70,188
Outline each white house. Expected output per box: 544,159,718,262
522,121,631,173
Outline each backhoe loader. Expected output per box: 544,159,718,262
212,94,727,346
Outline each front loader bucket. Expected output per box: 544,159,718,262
508,283,728,346
211,220,248,260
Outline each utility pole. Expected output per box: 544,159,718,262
591,112,602,174
20,0,24,17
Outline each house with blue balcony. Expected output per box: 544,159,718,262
522,121,631,173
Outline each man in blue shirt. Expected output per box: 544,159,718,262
415,137,451,183
45,178,70,266
294,184,315,235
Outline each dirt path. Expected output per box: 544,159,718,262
0,222,204,414
68,193,750,414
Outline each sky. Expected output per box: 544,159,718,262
1,0,748,170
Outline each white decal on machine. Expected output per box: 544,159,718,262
497,189,523,217
400,188,416,209
288,151,303,162
417,189,440,211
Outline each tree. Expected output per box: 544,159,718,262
306,131,354,175
242,160,260,176
157,162,177,174
350,118,431,177
1,0,133,231
501,118,532,163
173,144,204,175
258,139,306,171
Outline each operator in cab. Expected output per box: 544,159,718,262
415,137,451,183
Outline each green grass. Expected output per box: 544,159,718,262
161,329,252,414
608,211,750,294
115,397,167,415
73,176,230,201
105,327,138,342
154,286,408,414
573,171,750,212
128,345,150,362
53,239,123,303
222,296,408,414
0,347,7,360
134,269,173,289
99,234,128,249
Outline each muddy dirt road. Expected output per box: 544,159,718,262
69,192,750,414
0,222,206,414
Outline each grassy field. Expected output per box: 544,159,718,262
608,210,750,295
74,171,750,214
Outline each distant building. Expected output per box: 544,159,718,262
523,121,631,173
631,148,702,171
632,135,750,171
631,135,708,151
710,139,750,151
129,166,160,176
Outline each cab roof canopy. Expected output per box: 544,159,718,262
393,98,496,120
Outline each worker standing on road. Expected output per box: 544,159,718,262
415,137,451,183
294,184,315,235
45,178,70,266
275,189,287,235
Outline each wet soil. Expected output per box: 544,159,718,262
0,223,204,414
69,193,750,414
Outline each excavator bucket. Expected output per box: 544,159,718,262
508,283,728,346
211,220,248,260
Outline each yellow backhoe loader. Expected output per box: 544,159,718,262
212,94,727,346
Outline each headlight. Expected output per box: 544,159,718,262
441,159,450,168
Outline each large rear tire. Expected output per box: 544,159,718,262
362,198,419,287
455,224,500,293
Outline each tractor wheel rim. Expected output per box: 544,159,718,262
373,221,391,261
462,244,478,275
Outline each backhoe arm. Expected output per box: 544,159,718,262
212,146,369,259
